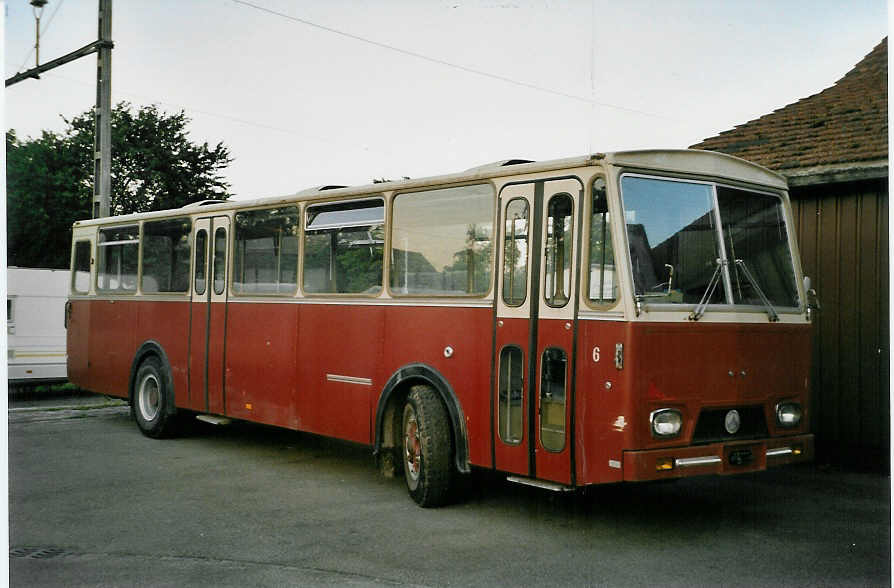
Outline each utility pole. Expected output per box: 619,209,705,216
94,0,112,218
6,1,114,219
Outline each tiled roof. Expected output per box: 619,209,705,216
690,38,887,173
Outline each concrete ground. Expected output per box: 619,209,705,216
9,391,891,587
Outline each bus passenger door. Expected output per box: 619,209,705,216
66,232,95,389
494,184,535,476
494,177,581,484
534,178,581,485
189,216,230,415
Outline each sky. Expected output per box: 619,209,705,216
3,0,889,201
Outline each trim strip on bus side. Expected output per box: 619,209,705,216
326,374,373,386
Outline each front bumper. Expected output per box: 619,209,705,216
622,434,814,481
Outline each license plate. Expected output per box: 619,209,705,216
728,448,754,466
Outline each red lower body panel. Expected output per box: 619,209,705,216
69,299,494,465
69,296,816,488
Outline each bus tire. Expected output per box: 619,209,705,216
132,355,178,439
402,384,453,507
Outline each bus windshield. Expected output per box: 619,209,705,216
620,175,799,309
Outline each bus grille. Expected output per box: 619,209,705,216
691,406,768,445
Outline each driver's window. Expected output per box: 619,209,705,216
588,178,616,305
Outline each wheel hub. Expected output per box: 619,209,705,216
139,374,160,422
404,412,421,482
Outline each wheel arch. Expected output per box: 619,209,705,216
374,363,470,474
128,340,176,412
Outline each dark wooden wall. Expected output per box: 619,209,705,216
790,177,889,460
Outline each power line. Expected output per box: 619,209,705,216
5,65,369,151
230,0,678,121
6,3,686,150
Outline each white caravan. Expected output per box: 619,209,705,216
7,267,69,386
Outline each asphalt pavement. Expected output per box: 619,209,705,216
9,391,891,587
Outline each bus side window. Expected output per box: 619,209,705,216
195,230,208,296
588,178,616,305
540,347,567,452
233,207,299,295
390,184,494,296
213,227,227,295
142,218,191,293
303,199,384,295
502,199,529,307
72,240,92,294
97,226,139,293
498,346,524,444
544,194,573,307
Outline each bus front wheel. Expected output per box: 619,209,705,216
132,356,178,439
402,385,453,507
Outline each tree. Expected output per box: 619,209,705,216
7,102,233,269
7,129,86,270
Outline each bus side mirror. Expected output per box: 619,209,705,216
803,276,820,318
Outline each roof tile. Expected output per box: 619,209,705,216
690,38,887,171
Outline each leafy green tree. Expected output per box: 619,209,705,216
7,129,86,269
7,102,233,269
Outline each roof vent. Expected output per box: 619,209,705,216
294,184,348,196
181,199,226,208
464,159,535,173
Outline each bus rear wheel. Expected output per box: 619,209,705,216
132,356,178,439
402,385,453,507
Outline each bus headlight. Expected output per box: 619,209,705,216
775,402,802,428
650,409,682,438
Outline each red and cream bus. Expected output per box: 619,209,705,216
66,150,814,506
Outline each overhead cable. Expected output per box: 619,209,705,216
230,0,676,121
9,67,367,149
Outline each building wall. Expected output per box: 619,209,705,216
790,177,889,458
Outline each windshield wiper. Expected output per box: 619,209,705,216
688,258,725,321
734,259,779,322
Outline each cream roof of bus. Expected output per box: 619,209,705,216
605,149,787,189
72,149,787,227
